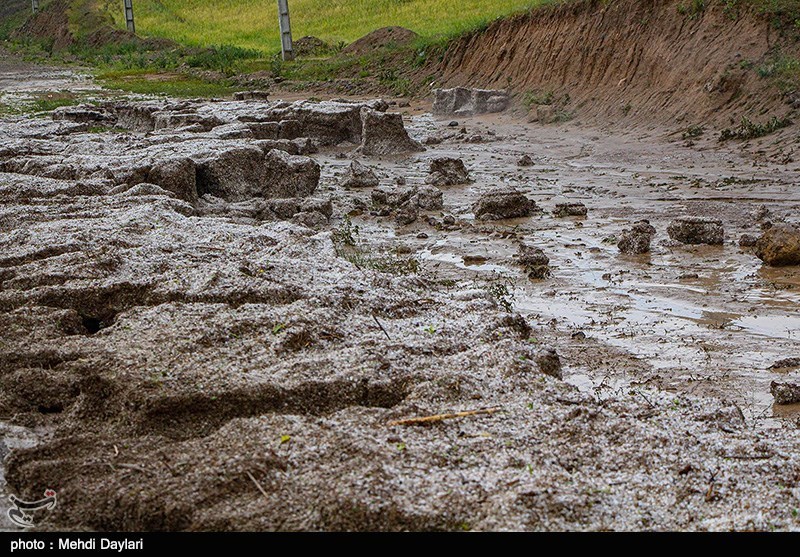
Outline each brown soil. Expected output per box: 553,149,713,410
343,26,419,56
426,0,799,130
12,0,171,50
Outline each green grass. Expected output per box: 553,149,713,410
128,0,550,53
757,52,800,90
98,70,236,97
0,92,82,117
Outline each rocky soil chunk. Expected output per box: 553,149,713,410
739,234,759,247
754,224,800,266
535,348,562,379
146,157,197,203
341,161,379,189
358,108,424,156
667,216,724,245
432,87,511,116
426,157,471,187
371,184,444,224
517,155,534,167
196,147,319,201
618,220,656,254
553,202,587,217
472,187,536,220
517,243,550,279
770,381,800,405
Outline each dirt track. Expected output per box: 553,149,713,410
1,58,800,531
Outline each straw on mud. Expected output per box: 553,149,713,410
373,315,391,340
246,471,269,499
387,407,502,426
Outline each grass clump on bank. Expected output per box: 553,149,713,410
719,115,793,140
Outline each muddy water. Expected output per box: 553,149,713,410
319,110,800,428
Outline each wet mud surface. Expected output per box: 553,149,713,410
2,61,800,531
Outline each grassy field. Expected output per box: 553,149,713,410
122,0,549,53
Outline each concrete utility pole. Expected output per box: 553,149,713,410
31,0,39,14
123,0,135,34
277,0,294,61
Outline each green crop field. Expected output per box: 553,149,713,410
122,0,549,53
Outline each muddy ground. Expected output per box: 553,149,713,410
1,60,800,532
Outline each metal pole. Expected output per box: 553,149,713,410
31,0,39,14
124,0,135,34
277,0,294,61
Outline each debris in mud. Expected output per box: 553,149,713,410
395,201,419,226
425,157,471,187
416,185,444,210
738,234,759,248
535,347,562,379
754,224,800,266
358,107,424,156
516,154,534,167
769,358,800,370
752,204,772,221
618,220,656,254
432,87,510,116
472,187,536,220
770,381,800,405
371,184,443,224
667,216,724,245
266,197,332,224
553,202,587,218
341,160,380,189
516,243,550,279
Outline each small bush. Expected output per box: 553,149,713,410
187,44,262,75
522,90,555,108
682,125,706,139
719,116,793,141
677,0,707,18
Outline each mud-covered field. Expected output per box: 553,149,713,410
1,61,800,531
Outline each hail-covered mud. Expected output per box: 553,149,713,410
2,76,800,531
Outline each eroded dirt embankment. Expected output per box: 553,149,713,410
431,0,799,129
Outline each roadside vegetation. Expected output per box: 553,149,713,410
129,0,551,52
1,0,799,101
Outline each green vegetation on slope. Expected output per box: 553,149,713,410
130,0,549,52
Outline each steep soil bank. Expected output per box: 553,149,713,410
429,0,800,129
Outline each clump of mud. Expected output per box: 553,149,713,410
343,26,419,56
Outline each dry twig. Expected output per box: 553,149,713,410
387,407,502,426
246,471,269,499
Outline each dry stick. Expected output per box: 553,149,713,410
105,462,156,476
246,471,269,499
387,407,502,427
373,316,391,340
